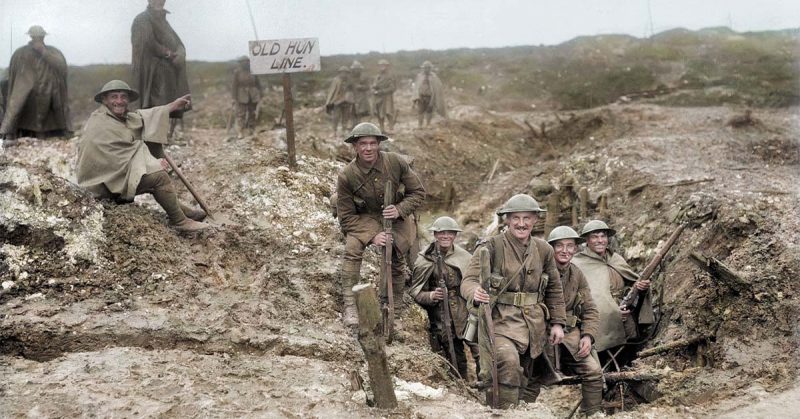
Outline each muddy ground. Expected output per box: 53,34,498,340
1,78,798,418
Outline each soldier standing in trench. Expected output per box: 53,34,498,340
371,59,396,133
325,66,353,137
131,0,191,142
460,193,566,408
414,61,447,128
335,122,426,334
571,220,655,364
231,56,262,138
523,226,603,416
409,216,479,379
349,61,370,127
0,25,72,147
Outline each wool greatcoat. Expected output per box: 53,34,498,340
572,247,655,351
76,105,171,201
414,70,447,118
371,71,396,120
0,41,71,137
131,6,190,114
460,230,566,389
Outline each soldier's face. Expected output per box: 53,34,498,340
434,230,457,251
587,232,608,255
553,239,577,265
354,137,379,164
378,64,388,72
102,91,130,118
506,212,538,243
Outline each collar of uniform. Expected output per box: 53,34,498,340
581,247,614,263
355,152,384,175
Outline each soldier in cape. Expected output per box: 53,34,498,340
325,66,353,137
371,59,397,132
0,25,71,146
231,56,263,138
349,61,370,126
414,61,447,128
409,216,479,379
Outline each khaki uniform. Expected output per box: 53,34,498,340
524,263,603,415
325,74,353,134
460,230,566,407
0,42,71,138
350,70,370,122
371,71,396,130
572,248,655,352
231,66,262,134
131,5,191,116
410,243,478,378
336,151,426,308
414,70,446,126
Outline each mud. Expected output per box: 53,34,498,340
1,70,799,417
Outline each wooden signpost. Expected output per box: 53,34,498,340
249,37,320,169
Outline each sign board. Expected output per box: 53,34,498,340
249,37,320,74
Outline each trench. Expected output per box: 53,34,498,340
0,327,353,364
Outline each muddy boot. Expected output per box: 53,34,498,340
180,203,207,221
496,384,520,409
151,181,210,233
341,262,361,330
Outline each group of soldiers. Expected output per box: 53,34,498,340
336,122,654,414
325,59,447,137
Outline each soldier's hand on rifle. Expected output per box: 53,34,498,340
159,159,169,171
549,324,564,345
382,205,399,219
577,335,593,358
371,231,391,247
168,95,192,113
634,279,651,291
473,287,490,304
430,287,445,302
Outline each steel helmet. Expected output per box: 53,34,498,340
337,66,350,73
547,226,585,245
27,25,47,37
429,216,463,232
94,80,139,103
350,60,364,70
377,59,390,66
237,55,250,62
421,61,433,69
496,194,546,216
580,220,616,237
345,122,388,144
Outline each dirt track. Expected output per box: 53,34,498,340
1,81,798,416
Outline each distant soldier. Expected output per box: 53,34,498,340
76,80,209,233
371,59,396,132
131,0,191,139
0,25,72,146
325,66,353,137
414,61,447,127
461,194,566,408
349,61,370,126
410,216,479,379
571,220,655,355
523,226,603,416
231,56,262,138
336,122,426,330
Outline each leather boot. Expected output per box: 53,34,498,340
180,203,207,221
496,384,520,409
152,187,209,233
341,262,361,329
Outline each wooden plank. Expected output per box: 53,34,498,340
353,284,397,409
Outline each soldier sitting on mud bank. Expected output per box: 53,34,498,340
524,226,603,416
409,216,479,379
335,122,426,334
75,80,209,233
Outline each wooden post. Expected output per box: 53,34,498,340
353,284,397,409
579,187,589,220
598,193,609,214
282,73,297,169
688,252,750,293
565,186,578,227
544,191,560,238
637,336,708,359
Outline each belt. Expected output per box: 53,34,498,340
495,292,539,307
565,315,581,329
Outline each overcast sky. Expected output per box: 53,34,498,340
0,0,797,66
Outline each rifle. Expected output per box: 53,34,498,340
435,247,459,375
381,181,394,342
620,223,686,311
478,247,499,408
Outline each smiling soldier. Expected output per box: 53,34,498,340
76,80,208,233
460,193,567,408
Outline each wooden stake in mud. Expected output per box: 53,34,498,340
544,191,560,238
282,73,297,169
353,284,398,409
579,187,589,220
163,153,215,220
